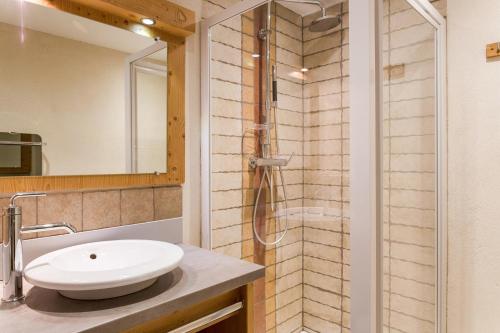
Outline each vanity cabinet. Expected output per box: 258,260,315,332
125,284,254,333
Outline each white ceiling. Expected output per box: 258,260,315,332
280,0,344,16
0,0,157,55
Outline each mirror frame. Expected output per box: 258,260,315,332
0,0,194,193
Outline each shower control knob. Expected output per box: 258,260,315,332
248,156,258,169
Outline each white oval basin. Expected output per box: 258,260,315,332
24,240,183,300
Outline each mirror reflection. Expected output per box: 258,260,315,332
0,0,168,177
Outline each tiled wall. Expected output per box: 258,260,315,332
0,186,182,238
382,0,445,332
301,3,350,332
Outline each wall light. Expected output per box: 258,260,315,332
251,54,260,58
301,68,309,72
140,18,156,26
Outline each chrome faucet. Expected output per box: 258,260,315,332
1,192,77,303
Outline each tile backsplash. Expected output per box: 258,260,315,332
0,185,182,238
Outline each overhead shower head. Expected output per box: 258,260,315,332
275,0,341,33
309,13,341,32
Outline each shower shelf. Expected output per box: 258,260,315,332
248,154,292,168
274,207,341,222
246,123,274,131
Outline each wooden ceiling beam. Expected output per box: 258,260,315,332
28,0,195,42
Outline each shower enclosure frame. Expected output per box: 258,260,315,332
200,0,447,332
200,0,271,250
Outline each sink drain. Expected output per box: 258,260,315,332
90,254,97,260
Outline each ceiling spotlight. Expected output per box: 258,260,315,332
301,68,309,72
251,53,260,58
140,18,156,26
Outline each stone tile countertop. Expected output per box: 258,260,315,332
0,244,264,333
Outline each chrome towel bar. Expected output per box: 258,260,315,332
0,140,45,146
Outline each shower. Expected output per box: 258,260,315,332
203,0,447,330
250,0,342,246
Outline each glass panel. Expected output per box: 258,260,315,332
300,2,350,332
382,1,437,332
208,1,350,332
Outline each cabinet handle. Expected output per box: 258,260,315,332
168,301,243,333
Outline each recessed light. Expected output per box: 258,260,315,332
301,68,309,72
251,53,260,58
140,18,156,26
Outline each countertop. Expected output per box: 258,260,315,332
0,244,264,333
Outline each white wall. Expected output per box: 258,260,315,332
0,22,128,175
136,69,167,173
169,0,203,246
448,0,500,330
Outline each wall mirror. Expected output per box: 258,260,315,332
0,1,168,176
0,0,193,191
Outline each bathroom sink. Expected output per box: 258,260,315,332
24,240,184,300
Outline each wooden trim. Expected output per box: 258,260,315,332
123,287,247,333
0,174,171,193
0,0,188,193
27,0,194,42
74,0,195,36
167,42,186,184
242,283,254,333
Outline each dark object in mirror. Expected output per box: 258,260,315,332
0,132,42,176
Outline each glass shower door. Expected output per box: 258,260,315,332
381,0,446,332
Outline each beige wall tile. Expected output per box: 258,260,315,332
391,293,434,322
303,32,342,56
276,47,302,69
211,42,242,66
37,192,82,236
154,186,182,220
304,78,342,98
211,116,243,136
276,300,302,332
390,242,434,266
304,313,342,332
120,188,154,225
390,206,435,228
211,80,241,102
276,31,302,55
304,93,342,113
82,190,120,231
305,62,342,83
211,224,242,248
211,155,242,172
275,255,302,278
276,270,302,294
211,98,242,118
304,298,342,324
391,258,434,285
212,241,241,259
304,242,342,263
211,24,241,49
211,60,241,84
304,256,342,278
